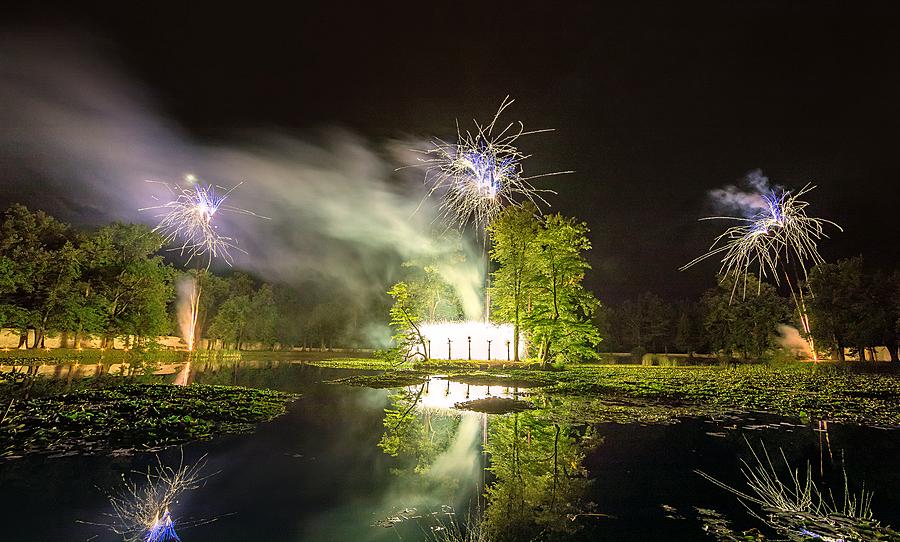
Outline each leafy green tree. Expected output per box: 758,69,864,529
0,205,88,347
489,203,541,361
807,258,868,361
702,275,790,361
81,223,174,345
617,292,673,353
387,281,428,362
525,214,601,366
208,294,251,349
808,258,900,362
245,284,278,347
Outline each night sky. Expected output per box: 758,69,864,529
3,1,899,303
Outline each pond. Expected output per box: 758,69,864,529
1,359,899,541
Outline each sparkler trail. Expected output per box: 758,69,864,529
141,175,266,269
681,183,842,300
414,96,569,233
142,174,267,350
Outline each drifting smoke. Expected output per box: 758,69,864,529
776,324,813,359
0,32,485,337
709,169,780,216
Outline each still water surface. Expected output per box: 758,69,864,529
1,360,898,541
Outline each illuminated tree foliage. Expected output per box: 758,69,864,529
387,282,429,362
488,203,541,361
490,209,601,365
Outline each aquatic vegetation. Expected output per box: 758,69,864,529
697,439,900,541
328,371,431,389
0,384,298,458
329,364,900,427
300,358,396,370
454,397,534,414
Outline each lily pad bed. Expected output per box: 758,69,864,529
444,371,554,389
328,371,430,389
0,384,299,459
454,397,535,414
329,364,900,427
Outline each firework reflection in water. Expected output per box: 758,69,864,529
86,452,214,542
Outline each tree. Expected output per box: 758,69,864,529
0,205,86,347
245,284,278,347
387,281,429,362
81,223,174,346
402,255,465,322
489,203,541,361
807,258,867,361
617,292,673,353
525,214,601,366
702,275,790,361
208,294,251,349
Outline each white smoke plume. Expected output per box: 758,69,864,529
776,324,813,359
0,31,486,337
709,169,780,217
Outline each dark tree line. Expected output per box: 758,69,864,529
600,260,900,362
0,205,383,351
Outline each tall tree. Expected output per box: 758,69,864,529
807,257,867,361
0,205,85,347
489,203,541,361
526,214,601,366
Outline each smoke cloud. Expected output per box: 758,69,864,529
776,324,813,359
708,169,779,217
0,32,485,339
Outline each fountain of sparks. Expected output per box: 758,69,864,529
142,174,266,351
414,97,569,323
412,321,525,362
681,183,842,360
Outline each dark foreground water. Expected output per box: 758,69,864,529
1,361,899,541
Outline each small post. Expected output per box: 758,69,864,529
447,338,452,360
427,339,431,359
468,336,472,360
506,340,510,361
487,340,492,360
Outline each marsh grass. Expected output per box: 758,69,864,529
697,438,899,541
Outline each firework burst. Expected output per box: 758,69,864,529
681,183,842,300
414,97,568,232
141,174,265,268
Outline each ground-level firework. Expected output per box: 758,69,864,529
411,321,526,361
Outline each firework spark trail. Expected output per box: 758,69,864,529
681,183,842,300
414,96,569,233
142,175,267,350
140,175,267,268
82,452,216,542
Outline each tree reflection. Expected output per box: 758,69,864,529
378,388,602,541
482,410,596,541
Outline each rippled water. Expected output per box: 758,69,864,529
1,360,898,541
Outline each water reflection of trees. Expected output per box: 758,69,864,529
379,389,602,541
483,410,598,541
